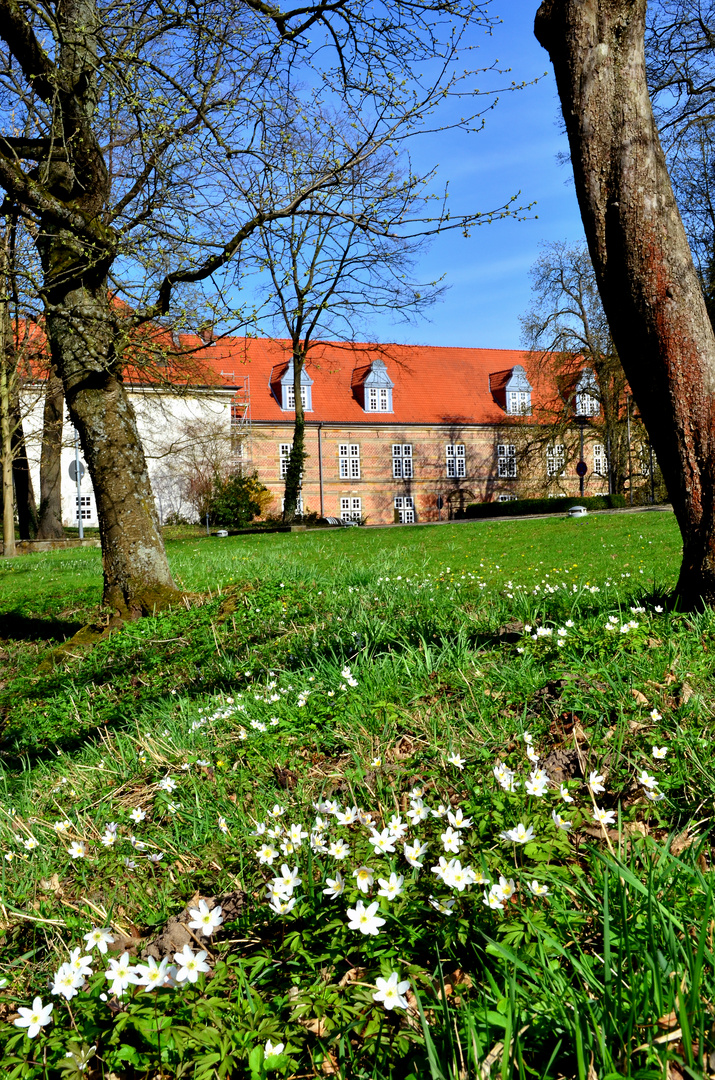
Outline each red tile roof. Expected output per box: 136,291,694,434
187,337,551,425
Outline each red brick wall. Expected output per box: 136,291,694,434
248,422,609,524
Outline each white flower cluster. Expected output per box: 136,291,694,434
251,785,551,933
14,902,222,1038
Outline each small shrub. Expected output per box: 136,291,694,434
206,472,270,528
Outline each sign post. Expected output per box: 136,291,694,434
72,431,84,539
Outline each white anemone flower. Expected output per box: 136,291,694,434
188,899,223,937
67,948,93,978
346,899,386,936
352,866,375,894
588,771,606,794
377,872,404,900
135,956,170,992
323,872,345,898
51,964,82,1000
403,839,429,868
13,997,53,1038
105,952,139,997
483,890,504,910
499,823,534,844
373,972,410,1010
174,944,211,983
440,826,463,853
83,927,115,954
551,810,572,832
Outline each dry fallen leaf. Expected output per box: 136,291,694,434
300,1016,329,1036
658,1010,679,1031
670,830,695,857
631,688,649,706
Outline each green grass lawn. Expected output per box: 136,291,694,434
1,509,713,1080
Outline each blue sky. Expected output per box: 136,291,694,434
371,0,587,351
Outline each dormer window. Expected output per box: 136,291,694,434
286,385,308,410
506,390,530,415
279,359,313,412
367,386,391,412
363,358,393,412
490,364,532,414
575,368,599,417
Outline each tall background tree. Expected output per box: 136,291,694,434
521,241,633,498
535,0,715,607
249,121,450,521
646,2,715,327
0,0,519,617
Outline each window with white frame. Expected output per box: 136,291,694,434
593,443,608,476
546,444,565,477
392,444,413,478
286,384,309,410
340,497,362,522
497,444,517,478
366,387,391,412
506,391,531,415
76,495,92,520
279,443,291,479
446,443,466,478
281,496,303,514
498,494,517,502
576,390,600,416
339,443,360,479
394,496,414,523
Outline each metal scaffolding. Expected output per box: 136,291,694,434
222,371,252,472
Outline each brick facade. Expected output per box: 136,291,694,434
250,420,609,524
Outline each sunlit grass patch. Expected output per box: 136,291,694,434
2,510,715,1078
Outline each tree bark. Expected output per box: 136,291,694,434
30,0,182,616
36,366,65,539
10,398,37,539
40,249,181,615
535,0,715,608
283,348,307,521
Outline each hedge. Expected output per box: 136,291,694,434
460,493,627,520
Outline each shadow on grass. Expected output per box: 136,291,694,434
0,611,85,643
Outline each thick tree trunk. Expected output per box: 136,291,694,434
41,255,182,616
36,367,65,539
535,0,715,607
30,0,182,617
283,349,307,521
10,406,37,539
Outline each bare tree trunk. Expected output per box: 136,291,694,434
10,403,37,539
283,348,307,522
41,228,182,615
535,0,715,608
0,340,14,556
36,367,65,540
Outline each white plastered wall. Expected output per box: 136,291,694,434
22,385,235,527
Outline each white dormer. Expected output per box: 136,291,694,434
280,359,313,412
504,365,532,414
363,358,394,412
575,368,599,417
